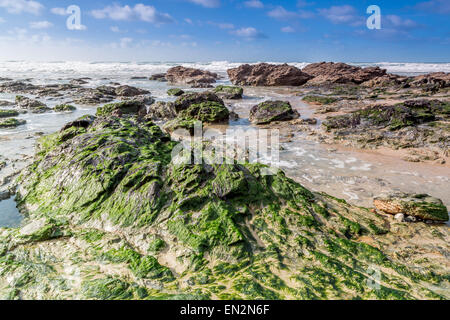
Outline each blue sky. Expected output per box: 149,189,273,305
0,0,448,61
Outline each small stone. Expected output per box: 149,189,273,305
394,213,405,222
404,215,417,223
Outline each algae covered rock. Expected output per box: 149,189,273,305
1,115,449,300
15,95,51,113
0,109,19,118
167,88,185,97
147,101,177,120
54,104,76,112
374,193,449,222
0,118,26,128
172,91,224,113
96,100,147,117
213,86,243,99
249,100,299,124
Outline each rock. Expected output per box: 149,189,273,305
0,100,13,106
149,73,167,82
96,101,147,117
167,88,185,97
54,104,76,112
15,96,51,113
115,85,150,97
61,115,96,131
0,118,26,128
96,85,117,96
147,101,177,120
302,62,387,85
363,74,408,88
121,95,155,106
302,95,339,105
172,91,224,113
249,100,299,124
0,109,19,118
165,66,218,86
374,193,449,222
7,113,450,300
0,81,37,93
0,189,10,200
70,78,88,85
394,213,405,222
227,63,312,86
131,77,148,80
410,72,450,91
213,86,243,99
404,216,417,223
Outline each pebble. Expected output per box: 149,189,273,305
394,213,405,222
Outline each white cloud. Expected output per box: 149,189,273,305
29,20,53,29
231,27,267,39
187,0,220,8
91,4,174,24
318,5,363,26
50,7,67,16
0,0,43,15
244,0,264,8
385,15,419,29
119,37,133,48
0,17,5,23
268,6,299,20
281,26,295,33
110,26,120,33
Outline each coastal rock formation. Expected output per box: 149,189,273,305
213,86,244,99
374,193,449,222
249,100,299,124
167,88,185,97
0,118,26,128
227,63,312,86
163,92,229,134
0,115,448,300
147,101,177,120
166,66,218,86
96,100,147,117
303,62,387,85
15,96,51,113
409,72,450,91
115,85,150,97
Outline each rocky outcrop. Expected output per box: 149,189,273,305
303,62,387,85
165,66,218,86
213,86,243,99
0,118,26,128
249,100,299,124
147,101,177,120
409,72,450,91
374,193,449,222
1,115,448,300
96,101,147,117
227,63,312,86
15,96,51,113
163,92,229,134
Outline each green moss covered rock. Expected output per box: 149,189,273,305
0,118,26,128
54,104,76,112
96,100,147,117
0,109,19,118
302,95,338,105
0,115,448,300
167,88,185,97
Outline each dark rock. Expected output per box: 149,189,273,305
96,100,147,117
249,101,299,124
115,85,150,97
167,88,185,97
15,96,51,113
147,101,177,120
149,73,167,82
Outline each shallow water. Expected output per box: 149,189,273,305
0,196,23,228
0,62,449,229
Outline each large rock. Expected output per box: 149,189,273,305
5,114,449,300
410,72,450,91
147,101,177,120
15,95,51,113
213,85,243,99
249,100,299,124
374,193,449,222
96,100,147,117
115,85,150,97
165,66,218,86
227,63,312,86
172,91,224,113
302,62,387,85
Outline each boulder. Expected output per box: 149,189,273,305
167,88,185,97
0,118,26,128
96,101,147,117
165,66,218,86
149,73,167,82
302,62,387,85
249,100,299,124
227,63,312,86
15,96,51,113
115,85,150,97
213,86,243,99
147,101,177,120
374,193,449,222
172,92,224,113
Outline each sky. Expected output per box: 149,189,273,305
0,0,449,62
